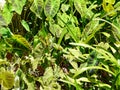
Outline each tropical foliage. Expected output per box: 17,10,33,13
0,0,120,89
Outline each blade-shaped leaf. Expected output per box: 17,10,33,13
73,66,115,78
11,34,32,51
70,43,118,66
21,20,30,32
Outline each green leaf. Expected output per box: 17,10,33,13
70,43,118,66
30,0,44,19
74,0,93,19
42,67,53,84
66,24,80,42
0,14,7,26
103,0,115,4
81,19,104,43
11,34,32,51
0,27,12,38
2,3,13,24
61,4,70,12
95,83,111,88
49,23,62,37
102,0,116,16
73,66,115,78
114,2,120,11
21,20,30,32
102,32,110,38
58,27,67,45
57,12,69,27
0,59,9,65
11,0,26,14
23,74,35,90
44,0,60,18
1,71,15,89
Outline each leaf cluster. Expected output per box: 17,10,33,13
0,0,120,89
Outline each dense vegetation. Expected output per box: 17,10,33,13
0,0,120,89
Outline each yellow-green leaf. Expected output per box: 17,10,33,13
10,0,26,14
102,0,116,16
44,0,60,18
104,0,115,4
12,35,32,51
30,0,44,19
0,59,9,65
21,20,30,32
2,71,15,89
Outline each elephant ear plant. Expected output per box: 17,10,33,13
1,0,120,89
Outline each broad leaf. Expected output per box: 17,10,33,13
44,0,60,18
0,27,12,38
30,0,44,19
0,71,15,89
102,0,116,16
10,0,26,14
61,4,70,13
0,14,7,26
49,23,62,37
2,3,13,24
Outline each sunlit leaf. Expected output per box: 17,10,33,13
102,0,116,16
30,0,44,19
0,59,9,65
1,71,15,89
110,46,116,53
61,4,70,12
11,0,26,14
42,67,53,84
12,34,32,51
0,27,12,38
0,14,7,26
74,0,93,19
70,43,118,66
57,12,69,27
21,20,30,32
95,83,111,88
81,19,102,43
104,0,115,4
23,74,35,90
44,0,60,18
49,23,62,37
73,66,115,78
102,32,110,38
114,2,120,11
2,3,13,24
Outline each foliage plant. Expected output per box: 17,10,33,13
0,0,120,89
